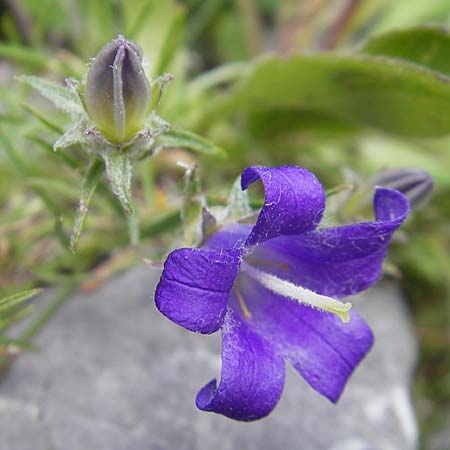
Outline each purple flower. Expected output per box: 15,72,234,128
155,166,409,421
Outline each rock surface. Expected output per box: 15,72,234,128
0,267,419,450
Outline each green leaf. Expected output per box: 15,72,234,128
27,135,80,168
100,151,133,214
0,43,59,70
180,163,204,246
0,304,35,332
154,4,185,75
247,109,359,141
0,288,43,314
0,336,33,351
362,26,450,77
226,176,252,221
70,158,103,253
54,122,89,151
21,103,64,134
156,128,226,157
232,53,450,137
17,75,84,118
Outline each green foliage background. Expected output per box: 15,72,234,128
0,0,449,447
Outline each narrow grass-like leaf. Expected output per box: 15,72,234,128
126,0,157,39
0,44,53,69
19,284,75,342
325,184,353,197
70,158,104,253
180,163,204,246
0,130,60,214
154,5,185,75
141,209,181,238
0,336,33,351
0,304,36,332
27,135,80,168
156,128,226,157
0,288,43,313
21,103,64,134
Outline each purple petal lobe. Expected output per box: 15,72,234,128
203,224,252,251
155,248,240,334
196,309,285,421
241,166,325,246
239,278,373,402
252,187,409,297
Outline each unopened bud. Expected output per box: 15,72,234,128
85,35,151,143
372,168,434,208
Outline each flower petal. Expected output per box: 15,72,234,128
252,187,409,297
203,224,252,251
239,278,373,402
196,308,285,421
241,166,325,246
155,248,241,334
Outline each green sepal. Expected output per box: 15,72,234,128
17,75,84,119
100,150,133,215
53,121,89,151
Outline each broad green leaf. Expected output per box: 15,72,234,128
232,54,450,137
247,109,359,141
17,75,84,118
370,0,450,36
362,26,450,77
156,129,226,157
70,158,104,253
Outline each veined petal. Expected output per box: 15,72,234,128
155,248,241,334
241,166,325,246
203,224,252,251
196,308,285,421
239,278,373,402
252,187,409,297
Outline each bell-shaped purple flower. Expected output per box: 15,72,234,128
85,35,151,143
155,166,410,421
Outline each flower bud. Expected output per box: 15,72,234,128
372,168,434,208
85,35,151,143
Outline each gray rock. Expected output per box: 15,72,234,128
0,267,419,450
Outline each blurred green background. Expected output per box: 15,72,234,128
0,0,449,448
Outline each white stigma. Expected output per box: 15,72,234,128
241,262,352,323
